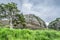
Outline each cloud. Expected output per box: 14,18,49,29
22,2,33,14
22,3,32,11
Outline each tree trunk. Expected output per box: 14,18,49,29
10,17,13,29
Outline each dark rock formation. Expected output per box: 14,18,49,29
48,18,60,30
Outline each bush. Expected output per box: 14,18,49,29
0,28,60,40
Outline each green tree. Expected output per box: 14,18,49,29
13,13,26,29
0,3,20,29
4,2,20,29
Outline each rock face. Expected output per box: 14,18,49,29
48,18,60,30
0,20,9,25
24,14,46,29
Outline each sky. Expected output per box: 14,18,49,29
0,0,60,25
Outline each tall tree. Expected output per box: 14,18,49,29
4,2,20,29
0,3,20,29
0,3,26,29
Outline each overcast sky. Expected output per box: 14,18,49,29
0,0,60,24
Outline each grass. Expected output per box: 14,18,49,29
0,28,60,40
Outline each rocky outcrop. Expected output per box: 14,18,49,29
48,18,60,30
24,14,46,29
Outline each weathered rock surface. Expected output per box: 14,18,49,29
48,18,60,30
24,14,46,29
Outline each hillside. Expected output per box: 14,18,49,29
0,28,60,40
48,18,60,30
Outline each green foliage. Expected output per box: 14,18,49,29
0,2,20,28
13,13,26,28
0,28,60,40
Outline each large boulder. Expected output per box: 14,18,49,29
24,14,46,29
48,18,60,30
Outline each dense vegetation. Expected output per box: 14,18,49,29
0,28,59,40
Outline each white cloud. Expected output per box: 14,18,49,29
22,3,32,10
22,3,33,14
